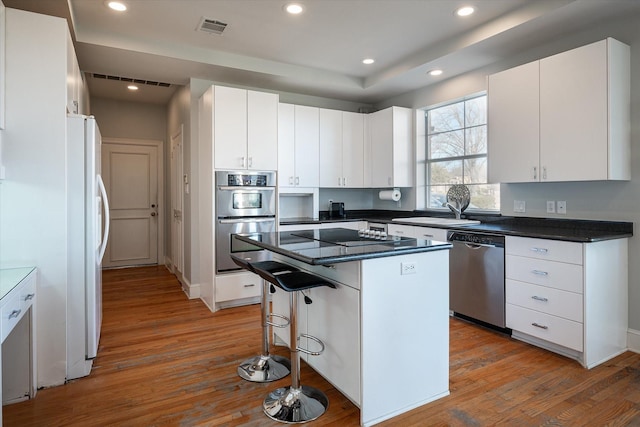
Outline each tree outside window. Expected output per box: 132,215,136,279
426,95,500,211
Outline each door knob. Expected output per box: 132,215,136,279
151,204,156,208
151,212,157,217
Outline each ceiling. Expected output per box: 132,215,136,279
5,0,640,105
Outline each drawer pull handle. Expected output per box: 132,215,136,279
244,284,256,288
532,322,548,330
24,293,35,301
9,309,22,319
423,234,434,238
532,270,549,276
531,247,549,253
531,295,548,302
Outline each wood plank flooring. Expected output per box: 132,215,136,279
4,265,640,426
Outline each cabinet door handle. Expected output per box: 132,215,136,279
295,176,300,185
9,309,21,319
394,230,404,235
533,166,537,180
289,176,294,185
531,295,548,302
542,166,547,180
530,247,548,254
532,322,548,330
24,293,35,301
241,156,246,168
343,177,346,186
338,177,341,186
423,234,434,238
532,270,549,276
244,284,256,288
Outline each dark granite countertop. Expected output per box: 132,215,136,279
280,210,633,243
235,228,451,265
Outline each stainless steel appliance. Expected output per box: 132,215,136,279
215,171,276,273
448,230,506,329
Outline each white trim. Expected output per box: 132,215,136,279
627,329,640,353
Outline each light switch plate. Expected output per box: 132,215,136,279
546,200,556,213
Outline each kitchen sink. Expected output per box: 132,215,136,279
391,217,481,226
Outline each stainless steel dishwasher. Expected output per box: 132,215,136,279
448,230,506,329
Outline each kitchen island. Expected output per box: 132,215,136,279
235,228,452,426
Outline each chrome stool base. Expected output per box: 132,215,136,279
237,354,291,383
263,385,329,424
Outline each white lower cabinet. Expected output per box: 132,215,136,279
387,223,448,242
505,236,628,368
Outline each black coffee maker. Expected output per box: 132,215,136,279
329,202,345,218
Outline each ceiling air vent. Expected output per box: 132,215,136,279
198,17,228,35
92,74,172,87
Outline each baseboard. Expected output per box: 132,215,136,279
627,329,640,353
180,276,200,299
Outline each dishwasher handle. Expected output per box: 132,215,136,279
463,242,500,249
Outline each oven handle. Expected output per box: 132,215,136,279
218,218,276,224
217,186,276,191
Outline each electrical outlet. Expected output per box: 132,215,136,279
514,200,526,213
557,201,567,214
546,200,556,213
401,262,416,275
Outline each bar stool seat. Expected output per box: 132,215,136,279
251,266,335,424
230,253,297,383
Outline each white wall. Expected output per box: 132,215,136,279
380,12,640,330
0,9,69,387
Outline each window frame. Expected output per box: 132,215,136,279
424,94,499,213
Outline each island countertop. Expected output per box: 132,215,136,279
234,227,451,265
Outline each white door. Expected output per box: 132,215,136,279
170,127,184,274
102,142,159,267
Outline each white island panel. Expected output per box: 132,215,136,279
360,250,450,426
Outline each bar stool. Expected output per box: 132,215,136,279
251,266,335,424
230,253,297,383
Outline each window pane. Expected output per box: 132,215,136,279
465,125,486,155
464,158,487,184
428,103,464,133
467,184,500,210
429,160,463,185
465,97,486,127
429,130,464,159
428,185,448,209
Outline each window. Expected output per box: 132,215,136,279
425,95,499,211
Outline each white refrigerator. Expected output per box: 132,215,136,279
66,114,110,380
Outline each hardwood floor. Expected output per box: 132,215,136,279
4,265,640,426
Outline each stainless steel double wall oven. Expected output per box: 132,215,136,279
215,171,276,274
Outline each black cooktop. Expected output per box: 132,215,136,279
291,228,413,247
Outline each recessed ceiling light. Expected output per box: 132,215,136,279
107,1,127,12
285,3,303,14
455,6,475,17
127,85,139,91
428,69,443,76
362,58,375,65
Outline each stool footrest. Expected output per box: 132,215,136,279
266,312,290,328
297,333,325,356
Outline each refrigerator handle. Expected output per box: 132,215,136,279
97,174,110,263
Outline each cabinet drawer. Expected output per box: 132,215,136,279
216,272,262,302
506,236,582,265
506,255,583,293
507,304,583,351
506,280,582,322
387,223,412,237
304,262,360,290
1,293,24,342
20,275,36,312
411,226,448,242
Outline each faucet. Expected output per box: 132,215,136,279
443,201,462,219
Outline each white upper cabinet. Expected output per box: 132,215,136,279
66,32,85,115
213,85,278,171
278,103,319,188
366,106,413,188
488,38,630,183
319,109,364,188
